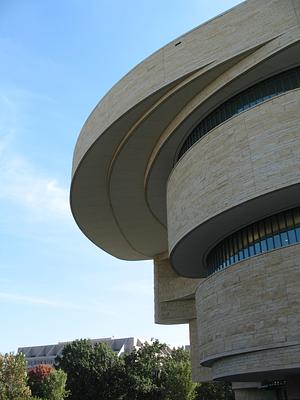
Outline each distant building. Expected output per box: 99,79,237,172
18,337,145,368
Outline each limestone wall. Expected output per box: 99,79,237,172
195,245,300,380
167,90,300,276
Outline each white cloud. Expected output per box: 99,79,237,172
0,141,70,220
0,91,70,221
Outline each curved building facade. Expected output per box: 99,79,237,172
70,1,300,398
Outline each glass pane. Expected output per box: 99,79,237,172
293,208,300,226
267,236,275,250
259,221,266,239
265,218,272,236
254,241,261,254
278,214,286,232
285,211,294,229
296,227,300,242
206,206,300,276
222,244,226,268
287,228,297,244
261,239,267,252
273,233,281,248
232,235,238,262
280,231,289,246
178,67,300,161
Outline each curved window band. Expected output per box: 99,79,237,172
177,66,300,161
206,207,300,276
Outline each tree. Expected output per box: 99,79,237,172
122,341,196,400
28,364,53,398
28,364,68,400
161,348,197,400
57,338,232,400
122,340,167,399
56,339,124,400
195,381,234,400
40,369,68,400
0,353,31,400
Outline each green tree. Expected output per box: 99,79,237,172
40,369,68,400
122,340,167,399
28,364,53,398
57,338,233,400
56,339,124,400
122,341,196,400
28,364,68,400
0,353,31,400
195,381,234,400
162,348,196,400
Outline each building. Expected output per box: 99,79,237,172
18,337,144,368
70,1,300,399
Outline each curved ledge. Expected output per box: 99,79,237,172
170,185,300,277
70,43,275,260
212,345,300,382
195,245,300,380
168,91,300,277
70,0,300,260
72,0,281,175
206,206,300,275
176,65,300,161
145,40,300,228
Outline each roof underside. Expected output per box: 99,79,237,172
70,0,300,260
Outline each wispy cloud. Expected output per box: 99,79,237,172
0,91,70,220
0,153,70,218
0,152,70,219
0,292,64,308
0,88,70,219
0,292,116,317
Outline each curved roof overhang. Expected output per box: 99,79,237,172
70,48,260,260
70,0,300,262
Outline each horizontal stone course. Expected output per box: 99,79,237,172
195,245,300,380
168,90,300,253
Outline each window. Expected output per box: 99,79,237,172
177,66,300,161
206,207,300,276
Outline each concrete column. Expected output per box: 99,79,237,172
189,319,212,382
153,256,200,324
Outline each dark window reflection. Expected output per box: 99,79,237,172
177,66,300,161
206,207,300,276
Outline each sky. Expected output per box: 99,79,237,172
0,0,244,353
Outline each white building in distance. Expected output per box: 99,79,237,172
18,336,145,368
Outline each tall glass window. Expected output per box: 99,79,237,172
177,66,300,161
206,207,300,276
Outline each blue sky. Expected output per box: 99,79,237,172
0,0,243,353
